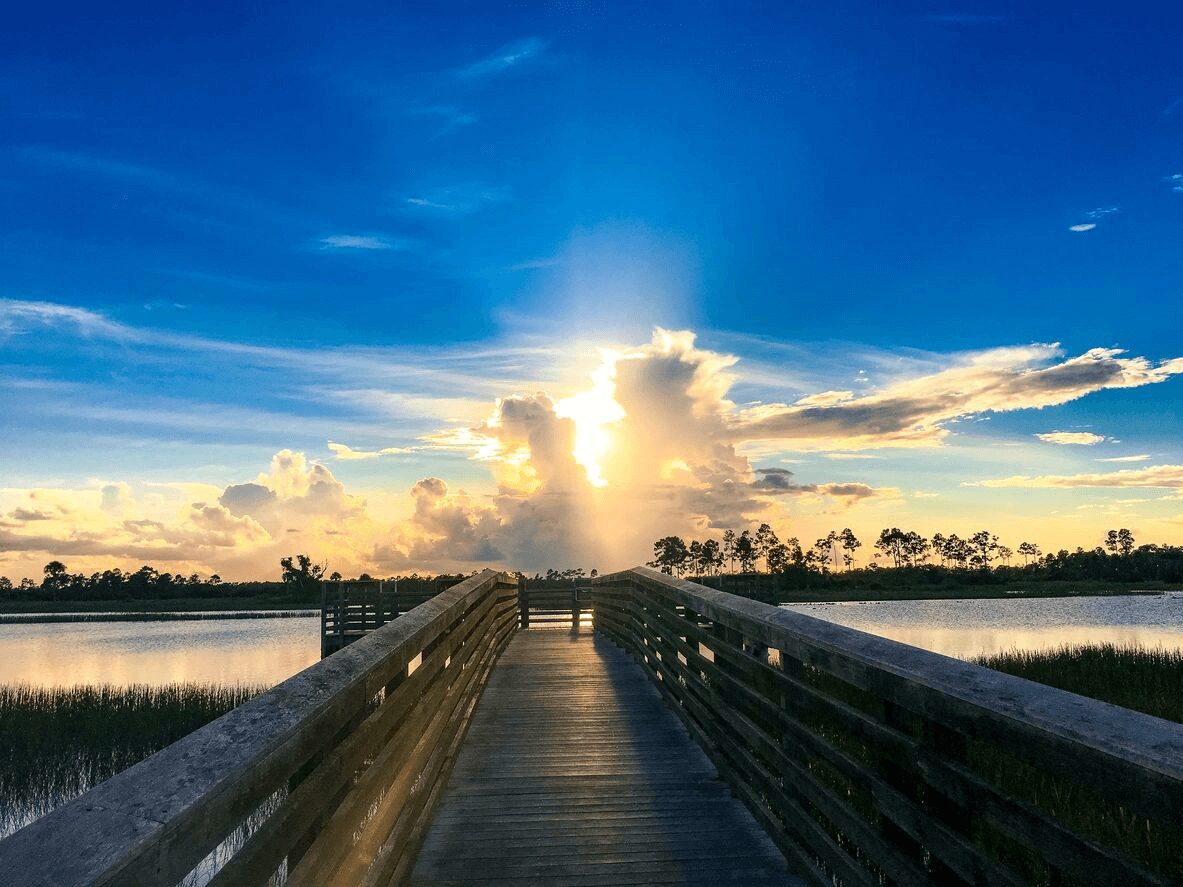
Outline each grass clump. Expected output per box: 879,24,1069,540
0,682,264,838
974,642,1183,724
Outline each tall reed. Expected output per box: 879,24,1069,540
975,642,1183,724
0,682,264,838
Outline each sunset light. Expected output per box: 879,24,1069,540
2,6,1182,882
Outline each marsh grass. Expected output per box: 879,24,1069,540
970,643,1183,881
974,642,1183,724
0,682,265,838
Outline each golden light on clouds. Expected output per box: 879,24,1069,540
2,326,1182,581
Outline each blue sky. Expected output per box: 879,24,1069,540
2,2,1182,578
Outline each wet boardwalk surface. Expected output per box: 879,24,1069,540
410,628,798,886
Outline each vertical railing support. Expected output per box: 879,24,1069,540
519,583,530,629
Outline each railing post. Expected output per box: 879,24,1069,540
320,581,328,658
519,583,529,629
571,587,580,629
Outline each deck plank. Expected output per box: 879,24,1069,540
410,629,800,886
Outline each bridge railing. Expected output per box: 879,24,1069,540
0,569,519,887
593,567,1183,886
518,582,593,628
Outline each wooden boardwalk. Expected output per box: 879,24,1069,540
410,628,798,886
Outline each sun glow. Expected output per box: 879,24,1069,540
556,351,626,487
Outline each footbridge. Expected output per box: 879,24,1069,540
2,569,1182,885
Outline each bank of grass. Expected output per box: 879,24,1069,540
975,642,1183,723
0,683,265,839
967,643,1183,881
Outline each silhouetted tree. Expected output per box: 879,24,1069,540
280,554,326,598
649,536,689,576
722,530,737,573
839,528,861,570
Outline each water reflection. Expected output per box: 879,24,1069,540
0,616,319,687
781,592,1183,659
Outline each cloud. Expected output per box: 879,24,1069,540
456,37,545,79
319,234,398,250
4,322,1182,578
732,345,1183,451
974,464,1183,490
1086,207,1119,220
327,441,416,460
1069,223,1096,232
1036,431,1106,446
1167,174,1183,193
0,299,130,339
403,185,510,215
751,468,884,503
1097,454,1151,463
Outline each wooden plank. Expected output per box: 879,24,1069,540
409,629,801,886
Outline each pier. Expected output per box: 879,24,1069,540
1,568,1181,885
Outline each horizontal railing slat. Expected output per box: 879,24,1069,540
594,566,1183,886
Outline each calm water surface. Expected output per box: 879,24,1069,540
0,615,319,687
781,592,1183,659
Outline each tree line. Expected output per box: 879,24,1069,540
0,555,605,605
648,525,1183,583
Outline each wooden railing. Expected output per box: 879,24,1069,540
319,580,448,656
518,583,593,628
0,569,519,887
593,567,1183,886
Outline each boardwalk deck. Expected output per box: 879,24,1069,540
410,627,799,886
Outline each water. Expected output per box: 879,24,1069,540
781,592,1183,659
0,615,320,687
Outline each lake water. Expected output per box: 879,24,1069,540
781,592,1183,659
0,615,320,687
4,594,1182,687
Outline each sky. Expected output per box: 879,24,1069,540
2,1,1182,580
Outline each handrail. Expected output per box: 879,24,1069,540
593,566,1183,886
0,569,520,886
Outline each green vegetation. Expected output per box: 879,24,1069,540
966,643,1183,881
0,556,477,614
0,683,264,839
647,525,1183,602
975,642,1183,724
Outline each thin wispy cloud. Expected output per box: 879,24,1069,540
18,145,174,186
327,441,417,460
1098,454,1151,463
1069,206,1117,233
403,185,510,215
320,234,398,250
1167,174,1183,193
974,464,1183,490
456,37,546,80
1036,431,1106,446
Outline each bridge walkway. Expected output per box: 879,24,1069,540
410,627,798,886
